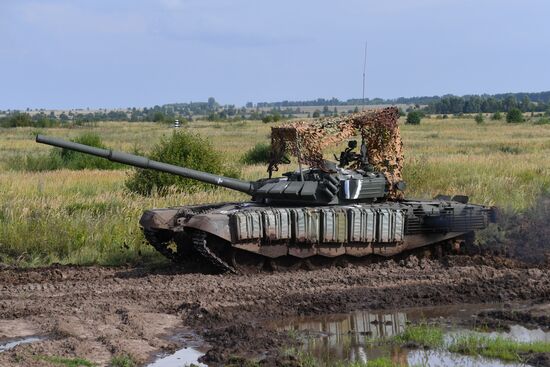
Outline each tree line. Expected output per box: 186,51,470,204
2,91,550,128
424,94,550,114
255,91,550,110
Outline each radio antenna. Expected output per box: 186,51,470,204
362,41,367,111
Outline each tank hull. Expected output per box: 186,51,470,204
140,200,495,272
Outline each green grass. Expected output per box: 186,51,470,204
289,353,415,367
37,355,95,367
392,324,444,348
334,358,404,367
1,117,549,266
226,355,262,367
448,334,550,362
284,322,550,366
281,349,406,367
339,358,409,367
110,354,136,367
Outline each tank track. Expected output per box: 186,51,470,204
146,227,475,274
190,230,237,274
143,229,180,262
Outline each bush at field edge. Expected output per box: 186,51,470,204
7,132,123,171
125,130,240,195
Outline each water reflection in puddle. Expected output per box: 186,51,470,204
146,347,207,367
408,350,525,367
0,336,44,353
147,330,207,367
280,305,548,367
493,325,550,343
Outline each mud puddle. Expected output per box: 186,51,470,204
147,347,206,367
0,336,45,353
279,304,549,366
147,330,208,367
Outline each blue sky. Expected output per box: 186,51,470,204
1,0,549,109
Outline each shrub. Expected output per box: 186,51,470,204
58,133,122,170
241,143,272,165
152,111,165,122
506,108,524,123
125,130,239,195
498,145,522,154
475,113,484,124
8,133,122,171
111,354,136,367
0,112,32,127
492,111,502,120
261,115,273,123
406,111,422,124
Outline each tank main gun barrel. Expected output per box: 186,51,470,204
36,135,255,195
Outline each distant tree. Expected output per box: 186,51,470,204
506,108,524,123
312,110,320,118
491,111,502,121
153,111,165,122
262,115,273,123
9,113,33,127
520,95,531,112
503,95,518,112
207,97,217,109
353,106,359,113
406,111,422,125
475,113,484,124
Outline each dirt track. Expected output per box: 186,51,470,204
0,255,549,366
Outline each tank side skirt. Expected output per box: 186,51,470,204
182,204,488,261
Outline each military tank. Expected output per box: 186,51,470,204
36,107,496,273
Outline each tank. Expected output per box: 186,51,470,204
36,107,496,273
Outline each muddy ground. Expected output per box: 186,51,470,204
0,255,549,366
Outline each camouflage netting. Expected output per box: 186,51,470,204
269,107,404,199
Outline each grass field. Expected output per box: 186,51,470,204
1,117,549,267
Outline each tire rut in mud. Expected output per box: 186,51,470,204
0,255,548,366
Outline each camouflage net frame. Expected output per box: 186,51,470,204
269,107,404,199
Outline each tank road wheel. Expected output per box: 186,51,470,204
433,243,444,259
268,256,304,272
230,249,266,274
303,256,337,270
461,231,479,255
